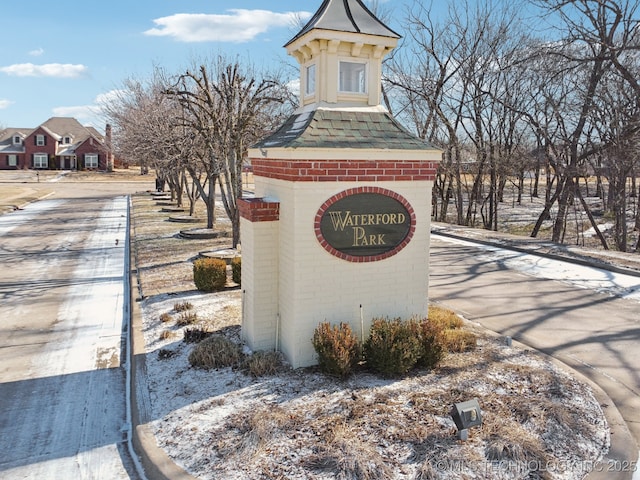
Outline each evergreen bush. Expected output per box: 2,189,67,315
193,258,227,291
231,257,241,285
364,318,422,377
312,322,360,378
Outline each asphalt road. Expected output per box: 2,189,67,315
0,184,143,479
429,235,640,464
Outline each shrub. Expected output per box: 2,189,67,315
415,317,446,369
176,311,199,326
174,301,193,312
243,350,285,377
231,257,241,285
442,329,477,352
364,318,422,377
193,258,227,292
159,329,174,341
188,335,243,369
158,348,177,360
183,327,212,343
312,322,360,378
428,306,463,330
159,312,172,323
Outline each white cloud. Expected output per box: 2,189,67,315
0,99,13,109
0,63,88,78
29,48,44,57
144,9,311,43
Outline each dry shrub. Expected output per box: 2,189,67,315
157,348,177,360
221,405,293,460
312,322,360,378
442,329,477,352
188,334,243,369
159,329,174,340
307,422,394,480
177,311,199,326
243,350,285,377
159,312,172,323
428,305,463,330
174,301,193,312
183,327,212,344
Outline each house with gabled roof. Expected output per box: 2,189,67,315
0,117,109,170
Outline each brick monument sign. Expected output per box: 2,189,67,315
239,0,442,368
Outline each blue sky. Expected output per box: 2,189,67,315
0,0,405,133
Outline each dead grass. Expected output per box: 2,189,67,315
133,188,610,480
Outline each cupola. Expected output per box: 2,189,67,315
285,0,400,109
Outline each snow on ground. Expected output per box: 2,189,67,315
434,235,640,303
136,236,635,479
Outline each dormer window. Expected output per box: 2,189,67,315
13,136,22,145
339,61,367,94
305,64,316,96
36,134,45,146
63,136,72,144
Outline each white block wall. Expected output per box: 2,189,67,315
250,179,433,368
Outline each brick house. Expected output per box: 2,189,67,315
0,117,110,170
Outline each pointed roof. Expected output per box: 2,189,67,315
285,0,400,47
254,109,434,150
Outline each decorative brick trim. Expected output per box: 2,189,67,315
314,187,416,262
238,198,280,222
250,157,437,182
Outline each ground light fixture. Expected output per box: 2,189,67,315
451,398,483,440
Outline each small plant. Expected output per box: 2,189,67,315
442,329,477,352
188,335,243,370
427,305,463,330
174,301,193,312
183,327,212,344
159,312,172,323
193,258,227,292
364,318,422,378
243,350,285,377
415,317,446,369
177,311,199,326
159,329,175,341
312,322,360,378
231,257,241,285
158,348,177,360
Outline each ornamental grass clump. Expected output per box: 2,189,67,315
193,258,227,292
364,317,422,378
188,334,243,370
312,322,360,378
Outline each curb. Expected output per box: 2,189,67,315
128,200,199,480
432,224,640,278
431,227,639,479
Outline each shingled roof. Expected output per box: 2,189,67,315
254,109,434,150
285,0,400,47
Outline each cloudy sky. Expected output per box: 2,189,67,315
0,0,399,132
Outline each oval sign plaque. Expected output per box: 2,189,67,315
315,188,415,262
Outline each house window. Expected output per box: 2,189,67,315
306,64,316,96
339,61,367,93
13,136,21,145
63,136,71,144
8,155,17,167
85,153,98,169
34,154,48,169
36,134,45,146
